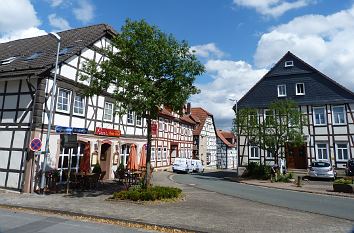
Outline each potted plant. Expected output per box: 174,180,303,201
92,163,102,174
116,162,126,179
333,178,354,193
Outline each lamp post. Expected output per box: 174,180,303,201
228,98,238,175
40,32,61,194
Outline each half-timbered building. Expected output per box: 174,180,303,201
151,105,196,168
190,107,217,167
0,24,148,192
237,51,354,170
216,130,237,169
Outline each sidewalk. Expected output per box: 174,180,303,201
0,171,352,233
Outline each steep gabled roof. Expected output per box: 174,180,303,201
238,51,354,108
191,107,215,136
216,129,236,148
0,24,116,78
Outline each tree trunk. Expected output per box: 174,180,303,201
144,114,152,188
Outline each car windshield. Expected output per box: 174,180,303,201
312,162,330,167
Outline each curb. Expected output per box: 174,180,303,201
224,177,354,199
0,204,206,233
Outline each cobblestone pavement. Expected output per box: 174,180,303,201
0,171,353,233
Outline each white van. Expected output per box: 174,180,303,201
172,158,193,173
191,159,204,173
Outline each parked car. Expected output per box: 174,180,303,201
345,159,354,176
191,159,204,173
172,158,193,173
307,161,336,180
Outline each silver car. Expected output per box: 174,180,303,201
307,161,336,180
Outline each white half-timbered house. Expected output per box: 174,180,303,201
0,24,148,192
151,106,196,168
237,51,354,170
190,107,217,167
216,130,237,169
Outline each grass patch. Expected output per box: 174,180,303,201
112,186,182,201
334,178,353,185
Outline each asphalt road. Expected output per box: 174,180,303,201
0,209,156,233
172,172,354,221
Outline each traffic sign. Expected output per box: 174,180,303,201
30,138,42,152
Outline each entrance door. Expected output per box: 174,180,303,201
170,145,178,165
100,143,111,179
286,144,307,169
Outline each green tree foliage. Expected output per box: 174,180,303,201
80,19,205,186
235,100,306,164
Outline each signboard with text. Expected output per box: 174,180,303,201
94,127,121,137
60,134,78,148
55,126,88,134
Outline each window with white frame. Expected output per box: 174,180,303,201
316,143,328,160
157,147,162,161
127,110,134,124
73,95,84,115
151,148,156,161
313,107,326,125
163,147,167,160
250,145,259,158
264,109,274,124
336,143,349,161
159,118,164,131
277,84,286,97
296,83,305,95
136,115,142,126
266,150,273,158
103,102,113,121
57,88,70,112
332,106,346,125
284,60,294,67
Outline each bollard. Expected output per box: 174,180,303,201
297,176,301,187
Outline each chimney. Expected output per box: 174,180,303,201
187,102,191,114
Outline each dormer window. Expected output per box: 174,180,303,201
0,57,17,65
296,83,305,95
284,60,294,67
277,84,287,97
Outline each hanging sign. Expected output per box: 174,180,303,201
94,127,121,137
29,138,42,152
55,126,88,134
60,134,78,148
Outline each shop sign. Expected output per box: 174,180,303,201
55,126,88,134
95,127,121,137
60,134,78,148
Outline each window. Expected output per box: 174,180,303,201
313,107,326,125
127,110,134,124
120,144,130,166
159,118,164,131
136,115,142,126
332,106,346,125
277,84,286,97
336,143,349,161
157,147,162,161
316,143,328,160
250,145,259,158
264,109,274,124
266,150,273,158
163,148,167,160
73,95,84,115
284,60,294,67
103,102,113,121
57,88,70,112
296,83,305,95
151,148,156,161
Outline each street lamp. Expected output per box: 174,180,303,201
40,32,61,194
228,98,238,175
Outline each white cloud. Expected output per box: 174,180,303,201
192,60,267,129
233,0,313,18
49,0,64,7
73,0,95,23
0,0,46,42
48,14,71,31
255,5,354,89
190,43,225,59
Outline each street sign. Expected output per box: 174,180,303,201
60,134,78,148
55,126,88,134
29,138,42,152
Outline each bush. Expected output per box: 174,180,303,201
112,186,182,201
92,163,101,174
334,178,353,185
243,162,271,180
276,173,294,183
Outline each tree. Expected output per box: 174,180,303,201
80,19,205,187
234,100,306,165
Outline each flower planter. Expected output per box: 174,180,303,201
333,184,354,193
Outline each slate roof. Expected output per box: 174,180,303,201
238,51,354,108
0,24,115,78
216,130,236,148
190,107,215,136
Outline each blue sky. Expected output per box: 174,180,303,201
2,0,354,129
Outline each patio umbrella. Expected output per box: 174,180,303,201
127,144,138,171
80,143,91,174
139,145,146,169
